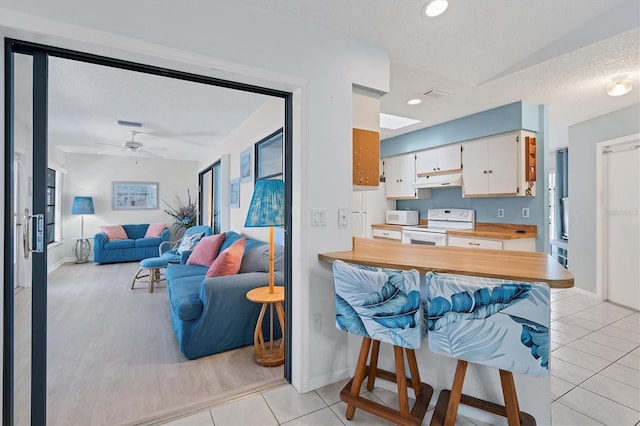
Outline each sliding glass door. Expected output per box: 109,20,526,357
4,41,49,426
199,161,221,233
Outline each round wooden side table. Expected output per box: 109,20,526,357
246,286,285,367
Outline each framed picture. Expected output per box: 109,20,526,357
112,181,158,210
240,147,252,183
229,178,240,208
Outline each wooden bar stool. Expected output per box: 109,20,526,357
332,260,433,425
424,272,550,426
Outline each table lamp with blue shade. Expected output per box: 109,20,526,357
71,196,95,238
245,179,285,294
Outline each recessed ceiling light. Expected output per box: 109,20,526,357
407,98,422,105
423,0,449,18
380,113,421,130
606,78,633,97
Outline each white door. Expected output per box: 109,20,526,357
604,139,640,310
415,149,438,175
437,143,462,172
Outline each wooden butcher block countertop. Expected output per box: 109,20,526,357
372,222,537,239
319,237,573,288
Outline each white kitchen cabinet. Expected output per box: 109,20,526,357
462,131,534,197
415,143,461,176
383,153,431,199
448,235,535,251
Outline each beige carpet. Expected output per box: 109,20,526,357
14,261,284,425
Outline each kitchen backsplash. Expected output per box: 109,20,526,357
396,187,540,224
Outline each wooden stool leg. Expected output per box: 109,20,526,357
500,369,522,426
406,349,422,396
444,360,468,426
148,267,156,293
367,339,381,391
275,302,286,358
131,268,144,289
346,337,372,420
394,345,410,416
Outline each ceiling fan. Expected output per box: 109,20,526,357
97,131,166,157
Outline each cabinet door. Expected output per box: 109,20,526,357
437,144,462,172
385,154,415,198
487,134,518,195
415,150,438,176
353,128,380,186
461,139,489,196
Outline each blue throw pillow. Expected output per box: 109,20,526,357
219,231,243,253
177,232,205,255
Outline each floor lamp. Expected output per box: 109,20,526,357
71,196,95,263
244,179,285,366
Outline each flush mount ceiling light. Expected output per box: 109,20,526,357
407,98,422,105
423,0,449,18
606,77,633,97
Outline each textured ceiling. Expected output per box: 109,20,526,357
242,0,640,143
13,0,640,159
46,57,271,161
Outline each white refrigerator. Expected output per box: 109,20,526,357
352,183,395,238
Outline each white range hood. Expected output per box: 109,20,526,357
414,173,462,189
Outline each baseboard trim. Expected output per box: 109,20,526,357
307,368,352,392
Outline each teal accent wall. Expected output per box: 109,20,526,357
381,101,539,157
388,102,549,252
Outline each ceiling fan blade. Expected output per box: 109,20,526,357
97,149,123,155
97,142,122,148
138,149,164,159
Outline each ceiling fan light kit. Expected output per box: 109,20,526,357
423,0,448,18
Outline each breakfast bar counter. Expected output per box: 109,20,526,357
319,237,574,288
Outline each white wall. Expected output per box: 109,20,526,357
568,103,640,293
63,153,199,260
0,0,390,396
200,97,284,243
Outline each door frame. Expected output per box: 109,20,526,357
3,38,294,424
595,132,640,301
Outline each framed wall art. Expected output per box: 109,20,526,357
112,181,158,210
229,178,240,208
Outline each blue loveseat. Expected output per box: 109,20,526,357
166,231,284,360
94,224,171,264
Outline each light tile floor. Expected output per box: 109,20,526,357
163,289,639,426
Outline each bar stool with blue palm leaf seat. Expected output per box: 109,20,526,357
425,272,550,426
332,260,433,425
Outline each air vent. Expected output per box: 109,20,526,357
117,120,143,128
423,88,450,99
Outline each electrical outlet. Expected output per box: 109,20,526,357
522,208,530,218
497,208,504,218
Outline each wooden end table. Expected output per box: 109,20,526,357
246,286,285,367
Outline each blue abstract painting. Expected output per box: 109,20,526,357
333,260,424,350
425,272,550,377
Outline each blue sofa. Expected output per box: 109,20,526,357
166,231,284,360
94,224,171,264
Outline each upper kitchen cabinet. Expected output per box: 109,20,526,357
462,130,536,197
353,89,380,188
384,153,431,199
415,143,462,176
353,128,379,187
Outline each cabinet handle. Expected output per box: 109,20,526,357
468,242,480,246
437,167,440,170
483,170,488,174
488,170,493,173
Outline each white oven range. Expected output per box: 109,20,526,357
401,208,475,246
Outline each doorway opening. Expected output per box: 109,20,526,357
4,38,294,425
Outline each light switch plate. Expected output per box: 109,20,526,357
522,208,530,218
498,208,504,218
312,208,328,227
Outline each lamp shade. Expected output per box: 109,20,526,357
244,180,285,227
71,196,95,215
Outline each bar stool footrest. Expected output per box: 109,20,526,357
340,367,433,426
431,390,536,426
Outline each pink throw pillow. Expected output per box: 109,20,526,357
100,225,128,241
144,222,166,238
206,237,246,278
187,233,226,267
